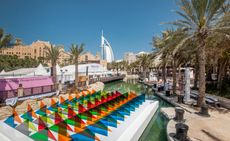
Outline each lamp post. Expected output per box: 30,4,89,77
60,69,67,84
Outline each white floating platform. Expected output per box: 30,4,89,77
0,122,33,141
98,100,159,141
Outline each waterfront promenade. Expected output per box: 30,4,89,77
151,86,230,141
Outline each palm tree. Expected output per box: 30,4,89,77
107,61,115,70
119,61,128,71
171,0,230,107
153,29,173,84
38,56,45,64
45,45,60,89
136,54,151,78
205,33,230,90
15,38,23,45
0,28,13,49
70,43,84,91
153,29,192,94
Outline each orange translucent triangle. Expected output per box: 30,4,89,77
46,109,52,114
13,108,22,124
76,94,80,99
27,104,32,112
82,91,86,96
31,110,38,119
51,98,56,106
59,96,65,104
68,95,73,101
27,104,37,118
74,127,84,133
108,128,112,132
58,133,70,141
95,135,101,141
58,107,62,113
86,89,91,95
86,120,94,125
40,101,45,108
91,89,96,94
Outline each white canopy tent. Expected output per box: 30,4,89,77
57,63,111,83
0,63,112,83
0,64,48,78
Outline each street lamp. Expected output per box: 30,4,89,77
60,69,67,84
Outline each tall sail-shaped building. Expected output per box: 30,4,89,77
101,31,114,63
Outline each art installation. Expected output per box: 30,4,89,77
3,90,145,141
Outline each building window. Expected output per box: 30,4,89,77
85,55,88,62
34,49,36,53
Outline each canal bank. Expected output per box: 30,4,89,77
141,81,230,141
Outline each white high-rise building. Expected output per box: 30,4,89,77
101,31,114,63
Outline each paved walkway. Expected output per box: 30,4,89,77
162,106,230,141
156,89,230,141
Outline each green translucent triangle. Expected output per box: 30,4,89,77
90,110,98,116
30,130,48,140
65,119,75,126
49,124,60,132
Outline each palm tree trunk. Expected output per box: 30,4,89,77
217,59,227,90
75,59,79,90
194,65,199,89
197,39,206,107
172,60,177,94
144,67,147,78
178,64,181,82
162,63,166,84
52,63,57,90
194,54,199,89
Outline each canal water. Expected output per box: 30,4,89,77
104,80,173,141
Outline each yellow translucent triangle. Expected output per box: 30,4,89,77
47,117,54,124
61,114,67,119
29,121,37,131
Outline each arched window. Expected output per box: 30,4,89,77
85,55,88,61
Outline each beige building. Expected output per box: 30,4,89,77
0,40,71,66
57,47,71,66
79,52,107,68
124,52,137,64
0,40,107,68
0,40,50,59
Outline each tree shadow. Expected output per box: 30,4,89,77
209,106,230,114
201,129,223,141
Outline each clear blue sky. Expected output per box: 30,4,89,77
0,0,178,59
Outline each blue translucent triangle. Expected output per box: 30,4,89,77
87,125,108,136
4,115,17,128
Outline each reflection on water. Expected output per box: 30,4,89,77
104,80,172,141
104,80,155,98
139,95,172,141
104,80,143,94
